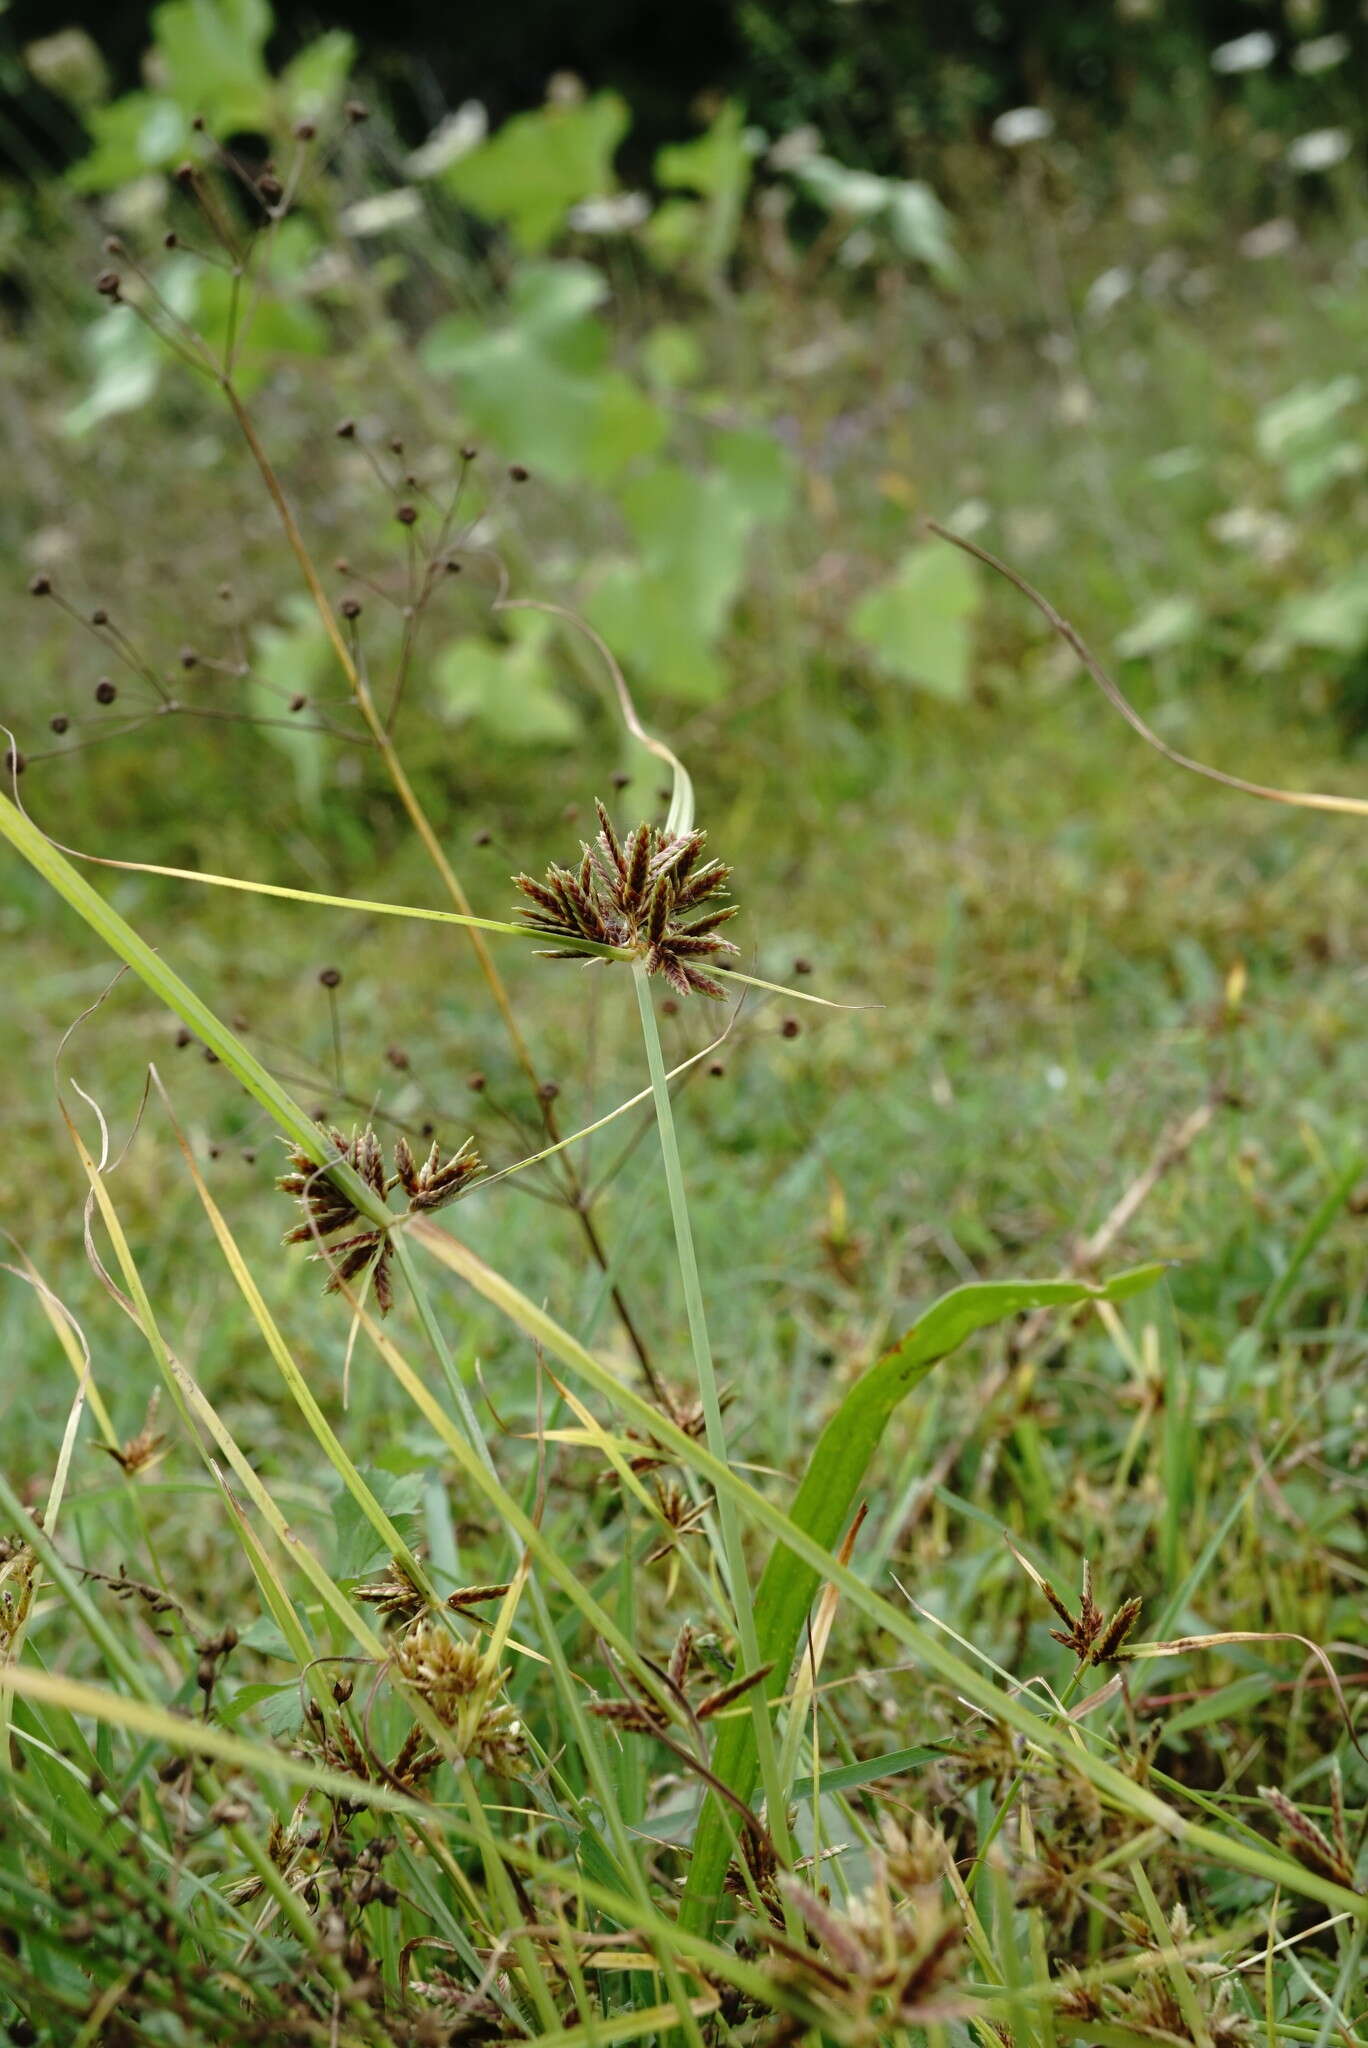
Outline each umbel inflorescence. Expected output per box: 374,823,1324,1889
277,1124,481,1312
514,800,739,999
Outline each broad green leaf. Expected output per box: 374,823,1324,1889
1256,375,1360,462
586,449,793,699
850,541,979,697
151,0,273,128
585,462,766,701
886,180,962,284
586,566,727,703
279,29,355,121
1256,377,1364,505
24,28,109,110
682,1264,1166,1936
1275,571,1368,655
653,101,752,278
422,261,665,483
443,92,630,252
435,614,579,744
792,155,962,283
656,99,750,201
330,1469,424,1581
1115,594,1202,661
68,92,190,193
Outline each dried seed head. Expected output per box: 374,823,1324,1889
49,714,70,734
339,596,362,619
390,1621,524,1773
514,802,739,999
94,679,117,705
318,966,342,988
356,1557,427,1627
508,464,529,482
95,270,122,298
4,748,24,777
395,503,418,526
28,574,51,597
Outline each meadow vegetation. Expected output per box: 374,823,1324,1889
3,6,1368,2042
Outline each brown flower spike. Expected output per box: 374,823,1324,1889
277,1124,481,1313
514,800,739,999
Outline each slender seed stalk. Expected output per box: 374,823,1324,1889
222,383,658,1385
631,956,796,1878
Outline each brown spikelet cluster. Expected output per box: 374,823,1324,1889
96,1390,168,1477
389,1622,526,1776
391,1132,482,1210
1261,1769,1359,1892
588,1622,771,1738
514,800,739,999
277,1124,482,1313
761,1818,969,2043
1033,1558,1143,1666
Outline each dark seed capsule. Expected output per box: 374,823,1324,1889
318,966,342,988
340,596,362,620
94,270,121,298
793,957,813,976
50,714,69,734
203,1048,219,1064
241,1148,256,1164
538,1081,560,1103
466,1072,486,1093
780,1017,801,1039
394,503,418,526
708,1062,726,1078
94,679,117,705
27,574,51,597
508,464,529,482
175,1026,193,1048
4,748,24,776
90,608,109,626
289,694,307,712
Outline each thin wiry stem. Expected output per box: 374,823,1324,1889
220,382,658,1382
630,955,796,1882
